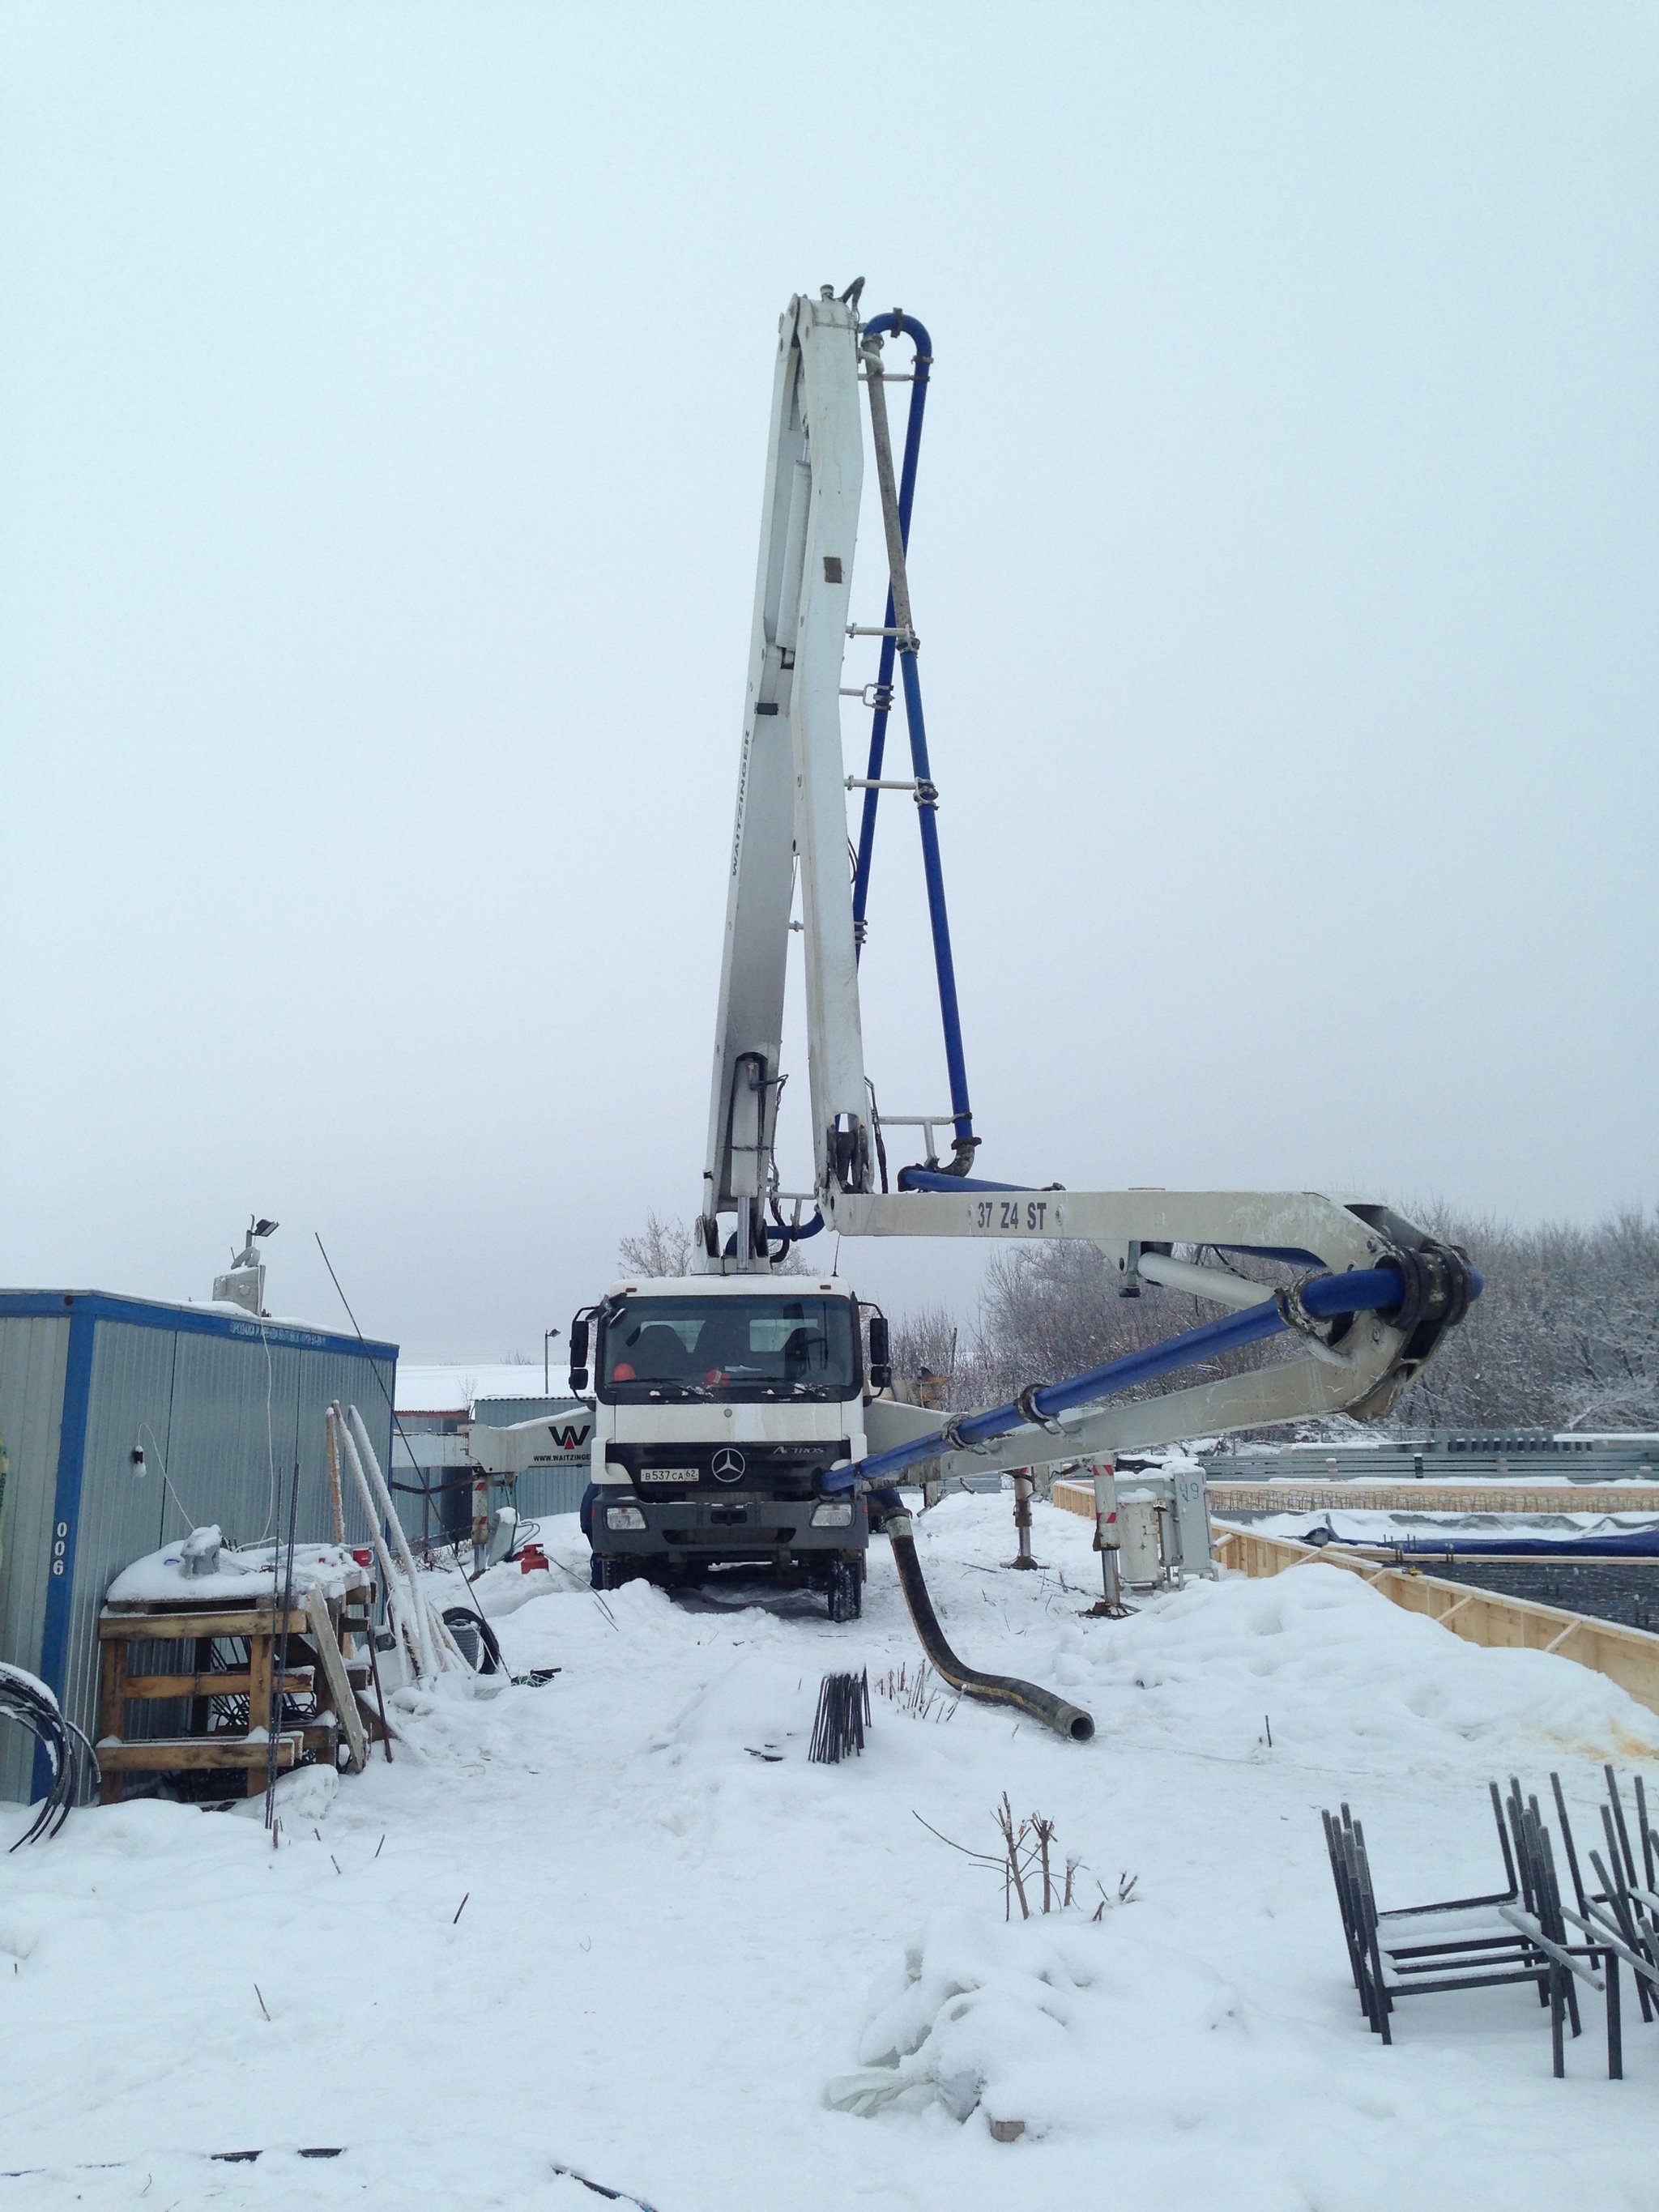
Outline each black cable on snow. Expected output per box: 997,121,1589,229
0,1664,98,1846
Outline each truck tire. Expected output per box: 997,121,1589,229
591,1554,633,1592
826,1555,862,1623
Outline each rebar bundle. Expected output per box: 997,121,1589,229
808,1669,871,1765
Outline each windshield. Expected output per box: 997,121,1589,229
598,1296,860,1401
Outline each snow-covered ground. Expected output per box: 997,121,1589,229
6,1494,1659,2210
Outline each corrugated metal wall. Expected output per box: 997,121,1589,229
515,1467,590,1521
61,1322,183,1760
0,1298,396,1803
0,1317,70,1801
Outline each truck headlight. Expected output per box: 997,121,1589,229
811,1502,853,1528
606,1505,646,1532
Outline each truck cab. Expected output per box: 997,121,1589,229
578,1274,872,1618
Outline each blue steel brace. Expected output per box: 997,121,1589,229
851,313,976,1168
34,1304,95,1799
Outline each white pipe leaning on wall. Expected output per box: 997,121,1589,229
343,1403,474,1680
335,1403,439,1683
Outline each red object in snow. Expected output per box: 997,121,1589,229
519,1543,550,1575
351,1548,373,1568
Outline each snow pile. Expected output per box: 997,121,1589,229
105,1532,364,1607
1247,1507,1659,1545
828,1906,1108,2123
10,1493,1659,2210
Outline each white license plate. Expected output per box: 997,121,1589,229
643,1467,699,1483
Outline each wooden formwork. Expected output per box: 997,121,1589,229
1051,1479,1659,1519
1209,1483,1659,1515
1209,1522,1659,1719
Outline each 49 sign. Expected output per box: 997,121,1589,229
974,1199,1050,1232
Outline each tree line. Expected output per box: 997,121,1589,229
892,1206,1659,1438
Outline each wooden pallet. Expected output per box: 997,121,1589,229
97,1570,377,1805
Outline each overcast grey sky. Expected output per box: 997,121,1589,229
2,2,1655,1359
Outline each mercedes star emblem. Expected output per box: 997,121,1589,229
710,1447,746,1483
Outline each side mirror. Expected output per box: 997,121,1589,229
867,1315,891,1392
569,1313,590,1394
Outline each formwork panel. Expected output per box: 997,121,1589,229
0,1315,70,1801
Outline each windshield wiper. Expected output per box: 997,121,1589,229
639,1383,711,1401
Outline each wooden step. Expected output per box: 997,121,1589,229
95,1733,303,1771
100,1607,310,1639
119,1669,314,1700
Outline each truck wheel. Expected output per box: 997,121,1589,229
591,1555,632,1592
826,1556,862,1623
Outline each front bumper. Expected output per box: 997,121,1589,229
591,1489,868,1566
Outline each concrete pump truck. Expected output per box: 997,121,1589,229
573,282,1478,1681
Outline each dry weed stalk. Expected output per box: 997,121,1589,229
914,1801,1137,1924
995,1793,1033,1920
873,1661,959,1723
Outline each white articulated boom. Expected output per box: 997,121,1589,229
701,285,872,1268
574,278,1478,1728
693,277,1480,1470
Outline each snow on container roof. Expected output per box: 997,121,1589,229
395,1362,574,1414
0,1287,395,1362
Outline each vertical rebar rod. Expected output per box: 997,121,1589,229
265,1461,301,1831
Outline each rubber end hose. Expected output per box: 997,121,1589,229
885,1518,1094,1742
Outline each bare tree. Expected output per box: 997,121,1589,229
1396,1204,1659,1433
889,1304,960,1395
967,1238,1299,1414
616,1209,810,1279
616,1210,699,1280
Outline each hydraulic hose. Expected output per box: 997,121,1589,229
882,1511,1094,1742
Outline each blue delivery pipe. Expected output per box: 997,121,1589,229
830,1265,1482,1494
850,313,976,1157
859,1256,1475,1743
896,650,975,1147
